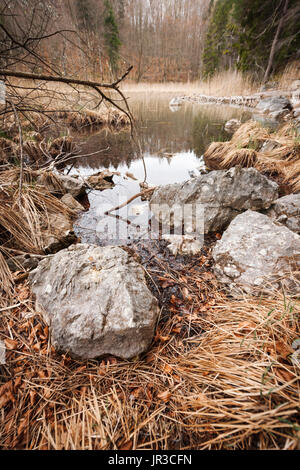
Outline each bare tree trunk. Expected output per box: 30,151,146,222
263,0,289,83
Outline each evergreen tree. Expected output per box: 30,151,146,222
76,0,95,31
103,0,121,77
203,0,300,79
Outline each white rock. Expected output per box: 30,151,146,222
29,244,159,360
162,235,203,256
265,194,300,234
150,167,278,234
213,210,300,296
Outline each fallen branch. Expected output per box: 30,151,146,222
0,67,133,90
104,187,156,215
1,67,135,140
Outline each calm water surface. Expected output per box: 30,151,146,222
70,94,253,245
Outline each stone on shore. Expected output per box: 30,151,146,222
29,244,159,360
256,96,292,120
212,210,300,296
265,194,300,234
61,193,86,213
150,167,278,234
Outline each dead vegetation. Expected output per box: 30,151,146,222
0,242,299,450
122,70,256,97
54,109,130,131
0,168,76,306
204,121,300,192
0,105,299,449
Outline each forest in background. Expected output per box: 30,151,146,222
1,0,299,84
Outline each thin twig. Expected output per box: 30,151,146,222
9,101,24,205
104,188,156,215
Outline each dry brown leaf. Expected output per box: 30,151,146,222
18,286,30,301
32,343,41,352
0,392,15,408
157,390,171,402
130,387,144,400
172,327,182,334
159,335,171,342
145,353,156,364
119,440,133,450
4,338,18,350
275,341,294,359
163,363,173,374
275,368,295,382
37,370,47,379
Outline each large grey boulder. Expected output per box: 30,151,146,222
265,194,300,234
150,167,278,234
212,210,300,296
256,96,292,120
30,244,159,360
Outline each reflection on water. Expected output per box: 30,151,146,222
71,94,252,245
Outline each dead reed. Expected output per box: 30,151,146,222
122,70,256,97
0,244,299,450
204,121,300,191
0,168,75,300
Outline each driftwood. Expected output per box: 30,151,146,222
104,187,156,215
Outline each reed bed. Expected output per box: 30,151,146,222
122,70,256,97
277,61,300,90
0,168,74,302
54,109,129,131
0,241,299,450
204,121,300,191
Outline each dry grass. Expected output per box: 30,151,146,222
0,168,75,300
122,70,257,97
204,121,300,191
0,138,18,164
277,61,300,90
54,109,129,131
1,79,130,142
230,121,270,147
0,251,14,306
0,271,299,450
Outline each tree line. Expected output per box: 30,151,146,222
1,0,299,83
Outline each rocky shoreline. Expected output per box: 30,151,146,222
2,98,299,363
27,165,299,361
170,82,300,125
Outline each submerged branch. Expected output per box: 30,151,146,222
104,187,156,215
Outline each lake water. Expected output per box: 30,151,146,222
70,93,253,246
